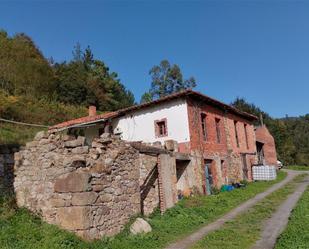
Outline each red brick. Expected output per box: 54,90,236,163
255,125,278,166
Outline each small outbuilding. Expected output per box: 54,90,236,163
255,125,278,167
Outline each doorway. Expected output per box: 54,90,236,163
241,154,248,180
204,159,214,195
256,141,265,165
176,160,190,197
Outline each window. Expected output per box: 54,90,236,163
200,113,207,141
215,118,221,143
220,160,225,172
234,121,239,147
155,119,167,137
244,124,249,149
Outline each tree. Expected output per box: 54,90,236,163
72,42,83,62
143,60,196,101
0,32,56,97
140,92,153,104
231,97,271,126
54,45,135,111
231,97,309,166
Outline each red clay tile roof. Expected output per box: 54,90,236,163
49,89,258,131
49,111,118,130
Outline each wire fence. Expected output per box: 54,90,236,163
0,117,49,128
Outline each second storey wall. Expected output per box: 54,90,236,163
186,97,257,185
225,113,256,154
186,98,228,155
187,97,256,155
112,98,191,144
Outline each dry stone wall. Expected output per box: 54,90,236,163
139,153,160,215
14,132,140,240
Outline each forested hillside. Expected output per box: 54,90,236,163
232,98,309,166
0,30,134,144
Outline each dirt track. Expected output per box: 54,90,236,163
252,173,309,249
165,170,306,249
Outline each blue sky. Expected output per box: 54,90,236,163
1,0,308,118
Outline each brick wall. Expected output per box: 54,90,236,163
255,125,278,166
186,97,257,186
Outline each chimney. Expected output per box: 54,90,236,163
89,106,96,116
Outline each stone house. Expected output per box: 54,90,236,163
13,90,278,240
50,90,261,190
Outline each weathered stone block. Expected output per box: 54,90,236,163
39,138,51,145
92,184,105,192
164,140,178,152
41,143,57,152
71,192,98,205
97,193,113,203
49,197,71,207
54,172,91,192
64,136,85,148
72,146,89,154
89,163,111,174
57,206,92,230
62,134,75,141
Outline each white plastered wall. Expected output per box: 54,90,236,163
112,98,190,144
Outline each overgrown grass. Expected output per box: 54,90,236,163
275,185,309,249
0,172,286,249
0,123,42,145
191,174,307,249
285,165,309,171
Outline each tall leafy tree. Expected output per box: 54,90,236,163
141,60,196,102
140,92,153,104
0,31,55,97
54,45,135,111
231,97,271,125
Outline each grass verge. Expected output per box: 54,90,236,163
0,172,286,249
191,174,307,249
0,123,42,145
275,185,309,249
285,165,309,171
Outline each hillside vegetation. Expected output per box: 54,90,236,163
0,30,134,144
0,90,87,144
